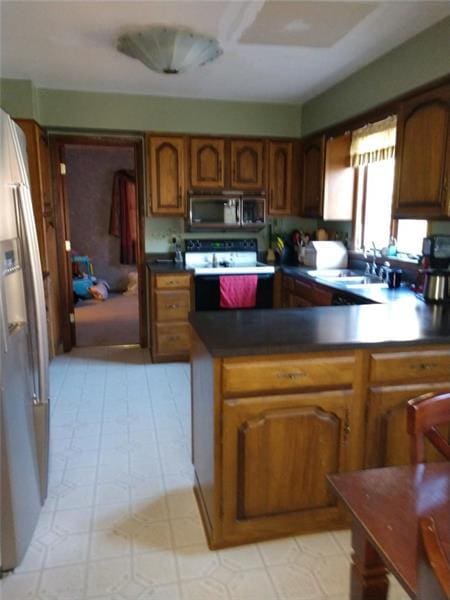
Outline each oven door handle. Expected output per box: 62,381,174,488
195,273,274,282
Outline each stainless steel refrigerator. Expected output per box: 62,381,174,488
0,108,49,573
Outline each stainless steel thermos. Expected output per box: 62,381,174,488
422,269,450,303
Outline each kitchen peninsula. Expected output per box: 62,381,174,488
189,304,450,549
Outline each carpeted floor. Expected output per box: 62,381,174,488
74,292,139,346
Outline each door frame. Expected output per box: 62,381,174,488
49,133,147,351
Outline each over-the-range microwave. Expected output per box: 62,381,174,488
188,193,266,231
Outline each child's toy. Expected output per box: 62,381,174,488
72,255,96,299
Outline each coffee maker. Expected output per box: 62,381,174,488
422,235,450,269
421,235,450,303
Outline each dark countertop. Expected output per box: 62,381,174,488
280,265,420,306
189,304,450,357
146,260,193,273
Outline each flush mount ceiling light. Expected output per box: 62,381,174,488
117,26,223,75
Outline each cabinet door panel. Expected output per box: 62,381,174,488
238,406,340,519
365,383,450,468
323,133,354,221
221,390,354,542
155,290,190,321
155,323,190,356
231,140,264,190
149,136,185,215
268,141,292,215
190,138,225,189
393,84,450,218
302,135,325,217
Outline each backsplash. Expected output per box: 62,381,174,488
145,217,449,254
145,216,318,253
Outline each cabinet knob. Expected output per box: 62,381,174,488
410,362,438,371
277,371,305,379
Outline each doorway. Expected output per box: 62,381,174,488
50,135,147,351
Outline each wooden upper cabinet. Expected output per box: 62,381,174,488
302,134,325,218
393,83,450,218
323,133,354,221
148,135,186,215
190,137,225,189
230,139,265,190
267,141,293,215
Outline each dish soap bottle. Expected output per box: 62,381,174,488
387,236,397,257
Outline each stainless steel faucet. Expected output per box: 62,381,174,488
370,242,378,276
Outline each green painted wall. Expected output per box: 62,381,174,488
302,17,450,135
0,79,302,137
0,79,37,119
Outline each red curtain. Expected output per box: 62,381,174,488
110,170,137,264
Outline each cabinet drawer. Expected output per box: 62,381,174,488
155,290,190,321
155,273,191,289
369,348,450,384
222,354,355,396
155,323,190,355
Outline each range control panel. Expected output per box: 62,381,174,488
185,239,257,252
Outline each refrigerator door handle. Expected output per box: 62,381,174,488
17,183,49,405
0,282,8,353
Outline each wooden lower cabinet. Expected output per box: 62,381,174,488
283,274,334,308
149,272,192,362
192,338,362,548
191,338,450,549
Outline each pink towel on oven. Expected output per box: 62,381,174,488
219,275,258,309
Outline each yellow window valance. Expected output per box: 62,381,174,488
350,115,397,167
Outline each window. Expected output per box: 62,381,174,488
351,115,427,258
355,160,395,251
396,219,428,256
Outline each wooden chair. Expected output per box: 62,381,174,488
418,516,450,600
406,391,450,464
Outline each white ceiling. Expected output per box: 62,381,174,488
1,1,449,104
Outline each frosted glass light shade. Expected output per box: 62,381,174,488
117,26,222,74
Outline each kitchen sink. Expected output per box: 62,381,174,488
307,269,363,278
308,270,385,286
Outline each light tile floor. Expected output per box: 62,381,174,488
2,346,409,600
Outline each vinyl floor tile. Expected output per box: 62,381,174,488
2,346,410,600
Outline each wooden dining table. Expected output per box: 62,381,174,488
328,462,450,600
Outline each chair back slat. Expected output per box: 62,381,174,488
407,392,450,464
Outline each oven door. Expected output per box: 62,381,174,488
194,273,274,311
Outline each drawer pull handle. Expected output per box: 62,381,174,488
168,336,180,342
166,304,180,309
277,371,305,380
410,363,438,371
